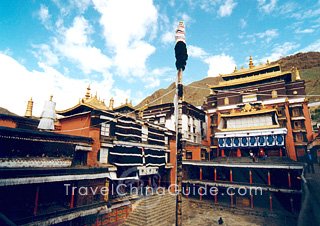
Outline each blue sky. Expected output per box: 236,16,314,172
0,0,320,115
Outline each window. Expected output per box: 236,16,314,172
224,97,229,105
159,117,165,124
142,125,148,142
279,120,286,128
101,123,110,136
295,133,303,142
73,151,87,166
201,149,207,160
292,108,302,117
294,121,304,129
99,148,109,164
186,151,192,160
271,90,278,98
277,107,285,116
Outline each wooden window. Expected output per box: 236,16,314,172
292,108,301,117
186,151,192,160
159,117,165,124
279,120,286,128
295,133,303,142
201,149,207,160
99,148,108,164
101,123,110,136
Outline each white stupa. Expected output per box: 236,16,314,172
38,95,56,130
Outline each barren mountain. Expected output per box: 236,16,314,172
136,52,320,108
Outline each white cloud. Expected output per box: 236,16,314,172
300,39,320,52
32,44,59,66
93,0,158,77
54,16,112,75
161,32,175,44
260,42,300,63
292,8,320,20
112,88,132,107
39,5,50,24
0,53,114,116
258,0,277,14
204,54,236,77
142,67,175,89
243,29,278,44
239,18,247,29
256,29,278,43
278,2,297,15
218,0,237,17
188,45,208,59
295,28,315,34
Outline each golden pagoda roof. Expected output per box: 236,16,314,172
211,70,290,89
57,86,107,114
221,62,280,78
113,99,134,111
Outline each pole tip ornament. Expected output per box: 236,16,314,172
174,21,188,71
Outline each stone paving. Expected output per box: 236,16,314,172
298,164,320,226
183,200,296,226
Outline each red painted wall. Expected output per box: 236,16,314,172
0,119,16,128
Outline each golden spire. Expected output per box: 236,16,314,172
50,95,53,101
85,85,91,99
125,98,128,104
109,97,114,110
295,68,301,80
266,59,270,65
249,56,254,69
25,97,33,117
234,66,237,72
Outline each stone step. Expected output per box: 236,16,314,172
123,193,190,226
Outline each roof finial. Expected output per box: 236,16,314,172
295,67,301,80
249,56,254,69
234,66,237,72
50,95,53,101
266,59,270,65
25,97,34,117
109,97,114,110
85,85,91,99
125,98,128,104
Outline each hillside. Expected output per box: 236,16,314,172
0,107,17,116
136,52,320,108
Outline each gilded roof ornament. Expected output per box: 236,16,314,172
25,97,33,117
295,68,301,80
109,97,114,110
85,85,91,99
234,66,237,72
249,56,254,69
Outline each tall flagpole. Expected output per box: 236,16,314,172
174,21,188,226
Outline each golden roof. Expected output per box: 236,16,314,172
211,70,290,89
57,86,107,114
221,62,280,78
113,98,134,111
